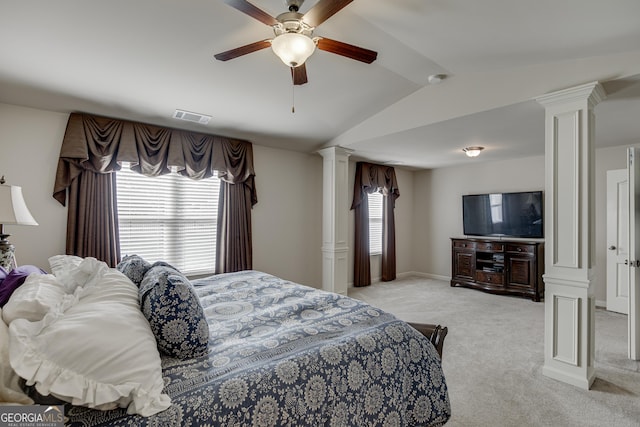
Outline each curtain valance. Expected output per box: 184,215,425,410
53,113,257,206
351,162,400,209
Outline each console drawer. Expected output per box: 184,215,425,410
476,242,504,252
476,271,504,285
453,240,476,250
506,243,534,254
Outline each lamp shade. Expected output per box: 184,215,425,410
463,146,484,158
271,33,316,67
0,184,38,226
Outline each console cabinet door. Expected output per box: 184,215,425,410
506,255,535,290
453,250,475,280
505,243,536,294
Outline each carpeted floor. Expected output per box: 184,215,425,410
348,276,640,427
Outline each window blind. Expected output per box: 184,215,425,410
116,163,220,276
368,191,383,255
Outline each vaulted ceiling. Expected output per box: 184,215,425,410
1,0,639,169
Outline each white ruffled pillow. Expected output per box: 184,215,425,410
2,274,67,324
0,307,33,404
9,258,171,416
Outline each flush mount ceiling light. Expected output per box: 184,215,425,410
427,74,446,84
463,146,484,157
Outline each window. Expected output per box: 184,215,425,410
116,163,220,276
368,191,383,255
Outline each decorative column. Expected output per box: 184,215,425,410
318,147,351,295
536,82,606,389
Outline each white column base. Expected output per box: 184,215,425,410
542,364,595,390
543,276,596,390
322,246,348,295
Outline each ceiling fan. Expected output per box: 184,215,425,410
214,0,378,85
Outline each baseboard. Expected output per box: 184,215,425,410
347,271,450,290
398,279,607,307
399,271,450,282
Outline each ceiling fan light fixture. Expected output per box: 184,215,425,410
271,32,316,67
463,146,484,157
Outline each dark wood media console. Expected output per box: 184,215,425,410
451,237,544,302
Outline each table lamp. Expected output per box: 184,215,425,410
0,176,38,270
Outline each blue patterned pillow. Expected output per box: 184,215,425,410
139,266,209,359
116,255,151,286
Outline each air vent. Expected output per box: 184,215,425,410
173,109,211,124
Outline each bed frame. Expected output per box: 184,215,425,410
407,323,448,359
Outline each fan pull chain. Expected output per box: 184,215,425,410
291,82,296,114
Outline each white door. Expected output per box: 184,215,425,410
627,147,640,360
606,169,629,314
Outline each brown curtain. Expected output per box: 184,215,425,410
212,139,258,274
382,190,397,281
352,187,371,287
53,113,257,270
66,170,120,266
216,180,253,273
351,162,400,287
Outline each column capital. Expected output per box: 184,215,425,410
535,81,606,109
317,146,353,159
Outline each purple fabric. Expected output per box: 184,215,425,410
0,265,47,307
0,266,7,282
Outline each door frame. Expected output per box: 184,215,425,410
627,147,640,360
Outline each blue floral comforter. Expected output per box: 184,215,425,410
66,270,450,426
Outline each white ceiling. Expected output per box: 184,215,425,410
1,0,639,169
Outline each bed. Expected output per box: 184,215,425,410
1,258,450,426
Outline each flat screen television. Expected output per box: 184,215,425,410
462,191,543,238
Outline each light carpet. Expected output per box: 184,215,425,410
348,276,640,427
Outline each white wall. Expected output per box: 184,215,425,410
0,102,325,287
2,101,633,303
0,103,68,270
394,167,415,277
411,155,545,279
251,145,323,287
411,145,640,304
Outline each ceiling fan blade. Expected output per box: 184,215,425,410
291,64,308,85
214,39,271,61
222,0,278,26
316,38,377,64
303,0,353,27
